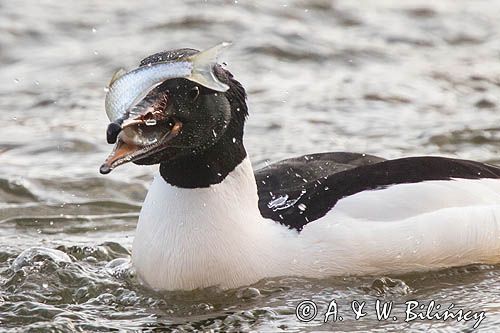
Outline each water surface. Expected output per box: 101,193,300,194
1,0,500,331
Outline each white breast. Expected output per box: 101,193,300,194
132,158,500,290
132,158,297,290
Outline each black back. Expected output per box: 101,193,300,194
256,153,500,231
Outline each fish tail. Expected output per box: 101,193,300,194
187,42,231,92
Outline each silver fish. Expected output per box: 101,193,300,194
105,42,230,123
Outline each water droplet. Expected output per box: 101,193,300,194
232,137,236,143
145,119,157,126
92,27,97,33
93,50,99,55
268,195,289,210
13,78,19,84
298,203,307,211
33,80,40,85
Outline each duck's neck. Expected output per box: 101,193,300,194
133,157,293,290
159,117,247,189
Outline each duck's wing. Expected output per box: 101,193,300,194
255,154,500,231
255,152,385,229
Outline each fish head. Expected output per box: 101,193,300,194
100,75,234,174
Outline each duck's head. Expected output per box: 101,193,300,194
100,48,248,188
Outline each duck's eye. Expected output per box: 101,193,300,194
189,86,200,101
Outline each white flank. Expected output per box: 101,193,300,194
132,158,500,290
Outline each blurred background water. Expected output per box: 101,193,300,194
1,0,500,331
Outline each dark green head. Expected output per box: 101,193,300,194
101,48,248,188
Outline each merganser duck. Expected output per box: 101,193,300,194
100,48,500,291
